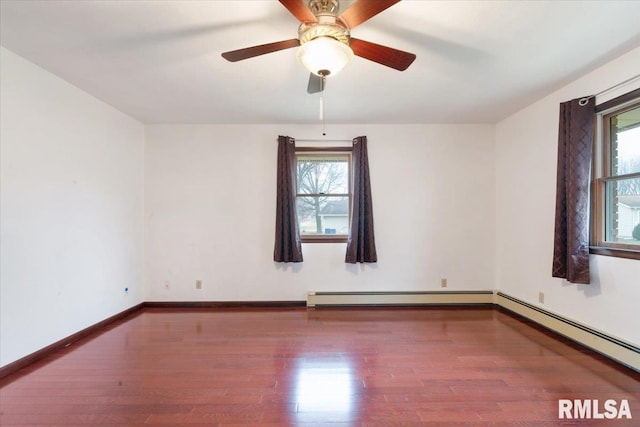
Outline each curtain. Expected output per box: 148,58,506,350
552,97,594,284
274,135,303,262
346,136,377,263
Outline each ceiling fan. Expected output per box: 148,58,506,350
221,0,416,94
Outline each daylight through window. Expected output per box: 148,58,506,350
592,91,640,257
296,150,351,243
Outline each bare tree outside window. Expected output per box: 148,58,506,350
296,153,351,239
615,133,640,196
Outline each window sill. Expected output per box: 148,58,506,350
301,235,348,244
589,246,640,260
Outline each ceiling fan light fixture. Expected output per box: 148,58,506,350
297,36,353,77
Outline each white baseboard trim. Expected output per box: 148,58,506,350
495,292,639,372
307,291,494,307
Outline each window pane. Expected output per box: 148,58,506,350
297,156,349,195
297,196,349,235
610,105,640,176
605,178,640,245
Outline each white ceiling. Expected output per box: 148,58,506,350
1,0,639,124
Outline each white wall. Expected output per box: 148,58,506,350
0,48,145,367
495,46,640,345
145,124,496,301
5,39,636,370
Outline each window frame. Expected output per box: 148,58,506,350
590,88,640,260
295,146,352,243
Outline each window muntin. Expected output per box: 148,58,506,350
295,151,351,242
592,97,640,256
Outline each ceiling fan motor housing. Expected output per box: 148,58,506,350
299,0,350,46
308,0,340,16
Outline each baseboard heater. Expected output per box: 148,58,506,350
307,290,494,307
496,292,640,372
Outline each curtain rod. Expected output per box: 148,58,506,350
579,74,640,106
295,138,353,143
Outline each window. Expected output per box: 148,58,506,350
296,147,352,243
592,89,640,259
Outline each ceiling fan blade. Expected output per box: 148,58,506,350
307,73,325,94
279,0,317,23
221,39,300,62
339,0,401,29
350,37,416,71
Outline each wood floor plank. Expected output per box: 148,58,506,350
1,307,638,425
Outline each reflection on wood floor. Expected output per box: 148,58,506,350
1,307,639,425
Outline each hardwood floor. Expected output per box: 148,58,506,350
1,307,638,426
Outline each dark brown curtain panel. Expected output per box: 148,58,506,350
346,136,377,263
552,98,594,284
274,136,303,263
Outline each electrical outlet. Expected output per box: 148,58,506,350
441,278,447,288
164,280,170,289
196,280,202,289
539,292,544,304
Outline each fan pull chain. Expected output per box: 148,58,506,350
320,94,326,134
320,75,326,135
